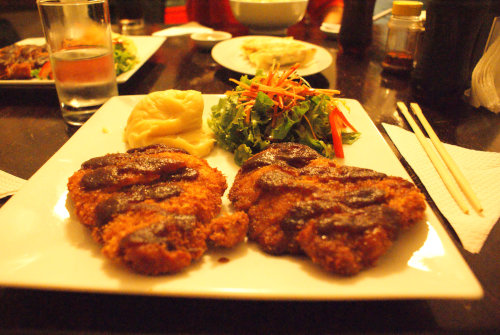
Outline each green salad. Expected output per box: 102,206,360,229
208,65,360,165
112,34,139,76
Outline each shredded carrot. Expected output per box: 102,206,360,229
303,115,318,140
278,95,284,109
266,67,275,86
244,106,252,124
227,63,344,129
277,63,301,86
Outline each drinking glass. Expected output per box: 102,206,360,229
37,0,118,126
116,0,145,35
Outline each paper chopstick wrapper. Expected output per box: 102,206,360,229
0,170,26,199
383,123,500,253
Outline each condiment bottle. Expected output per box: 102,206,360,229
339,0,376,57
411,0,491,105
382,1,424,73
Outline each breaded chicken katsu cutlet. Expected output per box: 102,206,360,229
68,144,248,275
229,143,426,275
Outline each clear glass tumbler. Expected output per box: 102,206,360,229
37,0,118,126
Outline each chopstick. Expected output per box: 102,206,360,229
373,8,392,22
410,103,483,214
396,102,471,214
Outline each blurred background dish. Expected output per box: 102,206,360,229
229,0,309,36
211,35,332,76
191,31,232,50
0,36,165,87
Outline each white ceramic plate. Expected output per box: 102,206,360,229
0,95,482,300
0,36,166,86
211,36,333,76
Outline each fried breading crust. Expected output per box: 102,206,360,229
68,144,247,275
229,142,426,275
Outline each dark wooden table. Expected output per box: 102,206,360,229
1,4,499,335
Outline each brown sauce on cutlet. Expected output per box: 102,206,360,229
82,153,129,169
127,144,189,155
282,199,348,233
91,165,200,226
95,184,182,226
242,142,320,172
334,166,387,180
81,166,121,190
281,188,387,234
256,170,296,190
299,165,386,181
120,157,185,174
314,205,400,235
338,188,387,208
166,167,198,181
80,157,187,190
119,214,197,250
82,143,188,170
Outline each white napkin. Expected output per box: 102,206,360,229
383,123,500,253
0,170,26,199
152,22,213,37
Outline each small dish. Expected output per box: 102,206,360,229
191,31,232,50
320,22,340,38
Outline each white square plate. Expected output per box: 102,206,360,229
0,36,166,86
0,95,483,300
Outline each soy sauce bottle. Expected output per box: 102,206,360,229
382,1,424,73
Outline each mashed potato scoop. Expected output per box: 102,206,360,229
124,90,215,157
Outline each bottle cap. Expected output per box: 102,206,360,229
392,1,423,17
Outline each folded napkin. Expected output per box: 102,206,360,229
0,170,26,199
152,22,213,37
383,123,500,253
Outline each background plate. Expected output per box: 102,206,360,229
0,35,166,86
0,95,482,300
211,36,333,77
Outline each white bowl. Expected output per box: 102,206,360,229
229,0,309,35
191,31,232,50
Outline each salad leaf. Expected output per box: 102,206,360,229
112,34,138,76
234,144,253,166
31,68,41,79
